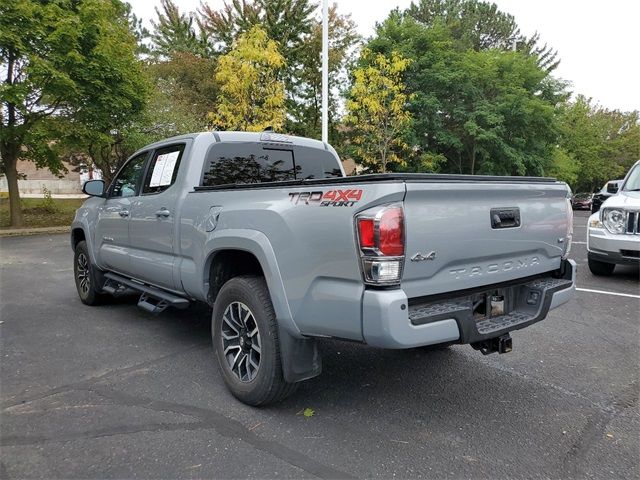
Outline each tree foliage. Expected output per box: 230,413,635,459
557,96,640,191
346,50,413,173
0,0,146,227
406,0,559,71
209,26,286,132
199,0,316,56
148,52,219,124
288,5,359,139
199,0,359,140
361,10,565,175
151,0,210,58
64,70,206,184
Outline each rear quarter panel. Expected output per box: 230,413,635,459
179,182,406,341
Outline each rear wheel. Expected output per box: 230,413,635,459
212,276,297,406
74,241,107,305
588,256,616,276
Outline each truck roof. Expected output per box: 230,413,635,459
140,131,328,153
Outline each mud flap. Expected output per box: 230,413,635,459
278,327,322,383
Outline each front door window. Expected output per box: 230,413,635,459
111,153,148,198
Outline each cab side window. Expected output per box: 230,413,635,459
292,146,343,179
110,153,148,198
142,144,185,194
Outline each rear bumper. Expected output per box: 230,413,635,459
362,259,576,349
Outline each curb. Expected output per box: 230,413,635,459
0,226,71,237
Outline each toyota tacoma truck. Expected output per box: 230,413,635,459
587,159,640,275
72,131,576,405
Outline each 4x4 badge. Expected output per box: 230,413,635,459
411,251,437,262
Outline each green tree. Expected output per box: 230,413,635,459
287,5,359,140
557,96,640,192
199,0,359,141
345,50,413,173
199,0,315,57
547,147,579,187
0,0,146,227
209,26,286,132
150,0,209,58
364,11,565,175
406,0,559,71
64,72,205,184
148,52,219,124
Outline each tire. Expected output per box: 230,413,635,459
588,256,616,276
73,241,107,305
212,276,297,406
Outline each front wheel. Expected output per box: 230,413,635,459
73,241,107,305
212,276,297,406
588,256,616,276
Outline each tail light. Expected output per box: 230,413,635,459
355,204,405,285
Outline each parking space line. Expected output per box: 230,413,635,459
576,287,640,299
572,241,587,244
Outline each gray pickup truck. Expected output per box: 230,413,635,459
72,131,576,405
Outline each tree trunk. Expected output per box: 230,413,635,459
3,151,24,228
3,47,24,227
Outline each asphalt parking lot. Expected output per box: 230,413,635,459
1,210,638,479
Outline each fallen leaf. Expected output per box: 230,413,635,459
606,433,614,439
303,407,315,418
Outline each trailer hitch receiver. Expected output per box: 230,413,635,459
471,333,513,355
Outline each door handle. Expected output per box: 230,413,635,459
118,210,129,218
155,208,171,218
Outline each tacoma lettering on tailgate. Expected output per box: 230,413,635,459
449,257,540,279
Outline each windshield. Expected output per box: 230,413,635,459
622,163,640,191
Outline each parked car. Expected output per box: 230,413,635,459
587,160,640,275
591,179,624,213
571,193,593,210
71,131,576,405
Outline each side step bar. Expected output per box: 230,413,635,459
103,272,190,314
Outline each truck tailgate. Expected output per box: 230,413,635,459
402,181,570,299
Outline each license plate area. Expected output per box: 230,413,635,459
471,289,511,321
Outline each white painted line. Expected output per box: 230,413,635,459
576,287,640,299
572,241,587,244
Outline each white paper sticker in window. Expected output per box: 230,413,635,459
149,151,180,187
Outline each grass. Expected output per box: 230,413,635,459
0,197,85,229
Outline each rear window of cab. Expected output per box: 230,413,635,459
201,142,342,187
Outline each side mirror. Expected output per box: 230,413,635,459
83,179,105,197
606,183,618,194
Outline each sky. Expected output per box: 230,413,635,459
130,0,640,112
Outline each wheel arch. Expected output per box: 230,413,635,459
71,227,86,251
202,230,321,383
201,230,296,335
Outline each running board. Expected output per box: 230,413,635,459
103,272,190,313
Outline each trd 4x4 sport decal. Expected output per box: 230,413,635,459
288,189,363,207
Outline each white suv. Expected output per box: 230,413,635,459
587,160,640,275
